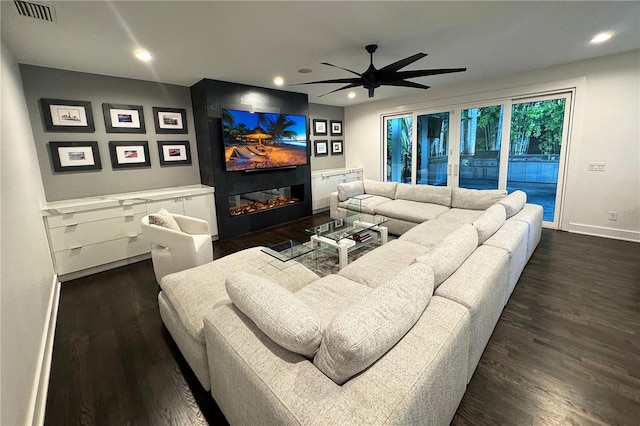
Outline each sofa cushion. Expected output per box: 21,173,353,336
149,207,181,231
395,183,452,206
436,208,485,224
337,180,365,202
338,195,392,215
414,224,479,288
373,199,449,223
451,187,507,210
363,179,398,199
473,204,506,244
226,272,322,357
314,262,435,385
399,219,465,249
339,239,430,288
296,275,371,332
498,190,527,218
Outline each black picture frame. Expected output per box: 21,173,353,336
40,98,95,132
314,140,329,157
102,103,146,133
152,107,188,134
313,119,327,136
157,141,192,166
331,140,344,156
330,120,343,136
108,141,151,169
48,141,101,173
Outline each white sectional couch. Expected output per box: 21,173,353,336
157,181,543,425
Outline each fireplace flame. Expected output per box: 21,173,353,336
229,195,299,216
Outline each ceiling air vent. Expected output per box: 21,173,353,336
14,0,56,22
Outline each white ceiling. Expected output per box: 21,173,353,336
2,1,639,106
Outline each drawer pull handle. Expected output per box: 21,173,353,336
127,232,138,238
69,246,83,251
66,223,78,228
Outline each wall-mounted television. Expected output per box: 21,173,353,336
221,108,308,171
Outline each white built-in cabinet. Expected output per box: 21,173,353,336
311,168,363,212
42,185,217,280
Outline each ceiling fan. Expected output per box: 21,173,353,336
295,44,466,98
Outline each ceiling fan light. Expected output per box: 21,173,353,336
348,92,356,99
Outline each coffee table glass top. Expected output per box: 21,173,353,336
305,214,387,243
261,239,315,262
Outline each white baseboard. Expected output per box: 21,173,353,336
568,222,640,243
27,274,61,426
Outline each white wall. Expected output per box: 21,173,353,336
344,50,640,242
1,42,57,425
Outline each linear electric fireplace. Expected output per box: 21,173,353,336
229,185,303,216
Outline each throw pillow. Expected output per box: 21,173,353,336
313,262,434,385
337,180,365,202
473,204,506,244
414,224,478,288
226,272,322,357
148,207,181,231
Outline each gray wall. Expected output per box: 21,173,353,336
309,103,345,171
1,42,56,426
21,65,201,201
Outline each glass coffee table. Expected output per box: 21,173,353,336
305,214,388,270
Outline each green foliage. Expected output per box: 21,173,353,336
510,99,566,155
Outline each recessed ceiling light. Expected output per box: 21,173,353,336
590,32,613,44
134,49,152,62
273,76,284,86
298,68,312,74
348,92,356,99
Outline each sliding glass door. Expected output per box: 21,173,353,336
384,114,413,183
417,112,449,186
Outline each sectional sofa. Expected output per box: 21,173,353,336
156,181,542,425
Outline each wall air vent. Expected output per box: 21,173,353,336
13,0,56,22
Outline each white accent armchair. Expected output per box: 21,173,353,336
141,213,214,283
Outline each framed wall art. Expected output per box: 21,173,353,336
40,99,95,132
49,141,102,172
157,141,191,166
108,141,151,169
102,103,146,133
313,119,327,136
314,140,328,157
153,107,188,134
331,140,343,155
330,120,343,136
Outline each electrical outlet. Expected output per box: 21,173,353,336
588,162,606,171
608,211,617,221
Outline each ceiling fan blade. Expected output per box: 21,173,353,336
377,53,428,74
318,83,362,97
291,77,362,86
321,62,361,77
393,68,467,80
381,80,431,90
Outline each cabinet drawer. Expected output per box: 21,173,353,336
54,236,151,275
46,203,146,228
146,198,185,215
48,213,145,252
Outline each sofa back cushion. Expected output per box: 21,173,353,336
337,180,365,202
363,179,398,199
498,190,527,218
395,183,452,206
414,224,479,288
314,262,434,385
451,187,507,210
473,204,507,243
226,272,322,357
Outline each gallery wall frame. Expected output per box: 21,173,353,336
331,140,344,155
49,141,102,172
40,98,95,132
330,120,343,136
157,141,192,166
313,119,327,136
108,141,151,169
153,107,188,134
103,103,146,133
314,140,328,157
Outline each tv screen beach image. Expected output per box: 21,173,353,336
222,109,308,171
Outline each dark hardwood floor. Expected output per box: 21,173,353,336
45,213,640,425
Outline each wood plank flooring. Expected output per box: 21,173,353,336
45,214,640,425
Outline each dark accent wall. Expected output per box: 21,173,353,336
191,79,311,240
